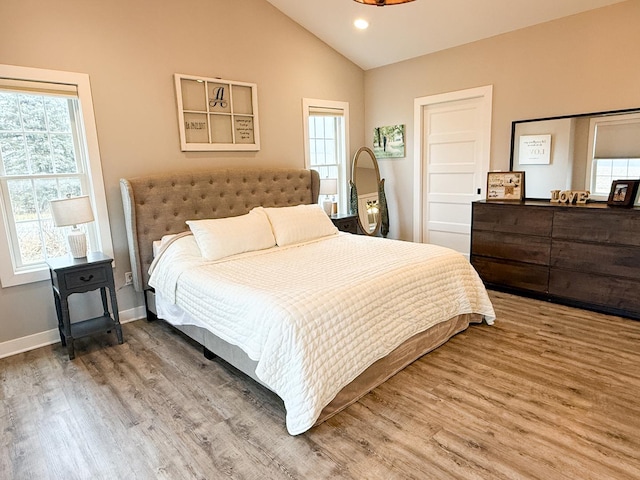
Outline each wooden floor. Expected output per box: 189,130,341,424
1,290,640,479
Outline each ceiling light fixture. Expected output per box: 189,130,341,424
354,18,369,29
353,0,415,5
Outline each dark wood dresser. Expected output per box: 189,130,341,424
471,200,640,320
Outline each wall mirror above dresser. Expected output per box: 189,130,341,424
510,107,640,203
350,146,389,237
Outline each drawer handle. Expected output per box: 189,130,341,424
79,274,94,282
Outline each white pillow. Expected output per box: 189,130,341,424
261,204,338,246
186,208,276,260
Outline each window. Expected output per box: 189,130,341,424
302,99,349,214
0,65,112,287
587,113,640,200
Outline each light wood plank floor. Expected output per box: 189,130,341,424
1,291,639,480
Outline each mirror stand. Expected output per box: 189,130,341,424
350,147,389,237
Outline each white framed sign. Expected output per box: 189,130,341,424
518,134,551,165
174,73,260,151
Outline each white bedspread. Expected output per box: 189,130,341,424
149,234,495,435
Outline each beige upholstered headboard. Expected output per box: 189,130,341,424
120,168,320,291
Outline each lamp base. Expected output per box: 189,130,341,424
67,228,88,258
322,199,333,216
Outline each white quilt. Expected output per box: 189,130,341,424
148,233,495,435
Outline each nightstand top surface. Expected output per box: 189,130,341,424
330,213,357,220
46,252,112,271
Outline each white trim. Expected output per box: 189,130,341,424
0,305,144,359
0,64,114,287
413,85,493,243
302,98,350,214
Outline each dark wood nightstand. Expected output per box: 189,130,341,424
331,213,359,234
47,252,123,359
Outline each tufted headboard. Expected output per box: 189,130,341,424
120,168,320,291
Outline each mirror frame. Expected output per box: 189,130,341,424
509,106,640,200
351,146,382,236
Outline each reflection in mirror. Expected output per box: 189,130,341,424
350,147,389,237
510,107,640,201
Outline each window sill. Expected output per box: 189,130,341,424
0,265,49,288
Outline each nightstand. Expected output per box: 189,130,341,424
47,252,123,360
330,213,358,234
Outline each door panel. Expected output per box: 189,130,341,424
421,95,488,257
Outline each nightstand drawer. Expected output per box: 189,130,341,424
331,214,358,234
64,266,108,290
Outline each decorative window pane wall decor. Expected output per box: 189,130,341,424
174,73,260,151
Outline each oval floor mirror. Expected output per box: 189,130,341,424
350,146,389,237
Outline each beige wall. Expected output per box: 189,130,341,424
0,0,365,344
365,0,640,240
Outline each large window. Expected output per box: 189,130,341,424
588,113,640,200
302,99,349,214
0,65,112,287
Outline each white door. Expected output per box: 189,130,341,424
413,86,492,258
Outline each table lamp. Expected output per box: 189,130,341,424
50,195,95,258
319,178,338,216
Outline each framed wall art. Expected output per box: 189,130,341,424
486,171,525,201
174,73,260,151
607,179,640,207
373,124,405,159
518,134,551,165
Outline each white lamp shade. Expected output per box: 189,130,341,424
319,178,338,196
50,195,95,227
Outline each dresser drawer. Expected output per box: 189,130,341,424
472,202,553,236
63,266,109,290
472,230,551,266
471,256,549,293
551,240,640,280
553,209,640,247
549,269,640,316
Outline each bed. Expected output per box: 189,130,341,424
120,167,495,435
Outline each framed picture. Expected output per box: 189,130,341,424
607,179,640,207
373,125,405,159
174,73,260,152
518,134,551,165
486,171,525,201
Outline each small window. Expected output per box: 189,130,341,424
302,99,349,214
587,113,640,201
0,65,112,287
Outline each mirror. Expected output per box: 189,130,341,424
510,107,640,200
350,147,389,237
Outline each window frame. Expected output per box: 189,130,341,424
586,112,640,202
0,64,113,287
302,98,350,215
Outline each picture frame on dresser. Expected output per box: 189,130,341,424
607,179,640,207
486,171,525,201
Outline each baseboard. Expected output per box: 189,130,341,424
0,305,146,360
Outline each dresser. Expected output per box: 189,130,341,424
471,200,640,320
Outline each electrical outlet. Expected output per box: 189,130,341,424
124,272,133,286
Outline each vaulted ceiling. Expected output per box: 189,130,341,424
265,0,626,70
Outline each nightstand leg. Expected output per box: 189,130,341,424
107,286,123,345
53,292,66,347
59,296,75,360
100,287,109,316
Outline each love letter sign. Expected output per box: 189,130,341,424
550,190,590,204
